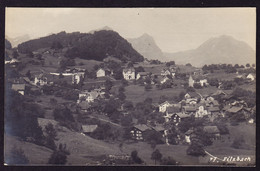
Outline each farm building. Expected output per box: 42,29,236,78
82,125,98,134
11,84,26,95
203,126,220,140
131,124,151,140
122,68,135,80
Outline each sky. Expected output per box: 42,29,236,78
5,8,256,53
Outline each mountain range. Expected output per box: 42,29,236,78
6,34,31,48
16,30,144,62
164,35,255,67
8,26,255,66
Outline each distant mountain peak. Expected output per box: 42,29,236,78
101,26,113,31
127,34,165,60
164,35,255,67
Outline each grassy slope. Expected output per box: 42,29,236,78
204,122,255,165
4,134,53,165
124,84,184,104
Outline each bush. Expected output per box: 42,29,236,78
131,150,143,164
48,144,69,165
186,143,206,156
193,83,202,89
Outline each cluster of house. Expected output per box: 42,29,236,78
236,73,256,81
128,89,255,145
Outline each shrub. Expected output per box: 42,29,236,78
131,150,143,164
186,143,206,156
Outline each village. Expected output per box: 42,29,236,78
4,45,256,166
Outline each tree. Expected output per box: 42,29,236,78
127,62,134,68
51,41,63,50
12,50,19,59
25,70,31,80
104,80,113,91
151,149,162,165
27,51,34,58
45,123,58,150
166,61,175,67
135,66,145,73
131,150,143,164
186,63,192,67
6,146,29,164
246,63,250,68
193,83,202,89
48,144,69,165
117,91,126,101
121,115,132,127
252,64,255,67
186,142,206,156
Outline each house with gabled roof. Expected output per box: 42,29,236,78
203,126,220,140
195,105,208,118
161,69,171,76
159,101,173,113
78,101,91,112
123,67,135,80
131,124,151,140
182,106,196,114
82,125,98,134
247,73,255,81
96,68,106,78
164,106,181,122
11,84,26,95
185,129,195,144
171,112,190,125
136,72,150,80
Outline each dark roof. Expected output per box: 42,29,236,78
208,106,220,112
185,129,194,135
152,125,165,132
138,72,150,76
134,124,151,132
203,126,220,134
79,101,91,110
185,92,200,98
166,106,180,113
227,106,243,113
175,112,190,118
183,106,196,112
123,68,135,73
82,125,98,133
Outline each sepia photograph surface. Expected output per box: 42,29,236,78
4,8,256,166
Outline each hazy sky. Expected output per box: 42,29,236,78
6,8,256,52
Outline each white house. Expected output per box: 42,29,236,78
96,68,106,78
123,68,135,80
161,69,171,76
34,73,48,86
72,72,85,84
247,73,255,81
199,79,208,87
195,105,208,118
159,101,172,113
11,84,25,95
160,76,170,84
